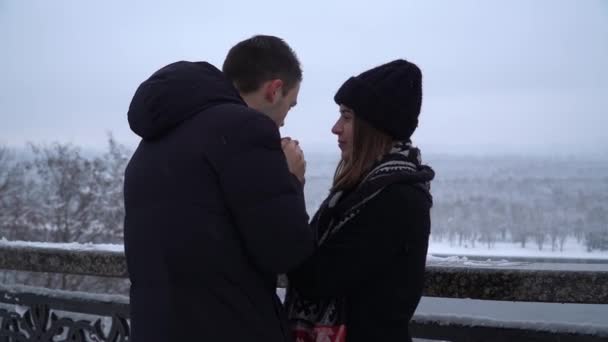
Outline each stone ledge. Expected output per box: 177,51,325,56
1,244,607,304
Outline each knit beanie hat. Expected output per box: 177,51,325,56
334,59,422,140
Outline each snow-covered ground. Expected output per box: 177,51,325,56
427,255,608,272
428,237,608,261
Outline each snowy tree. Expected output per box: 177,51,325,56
0,146,34,240
19,140,132,290
584,206,608,252
0,146,17,226
509,203,530,248
27,143,103,243
430,201,451,242
446,198,476,247
533,221,547,251
90,135,131,243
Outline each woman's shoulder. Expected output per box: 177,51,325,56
348,182,432,228
350,182,431,238
377,182,432,211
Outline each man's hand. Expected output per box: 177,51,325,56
282,138,306,185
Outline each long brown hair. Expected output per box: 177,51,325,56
333,116,394,191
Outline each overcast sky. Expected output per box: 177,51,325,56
1,0,607,156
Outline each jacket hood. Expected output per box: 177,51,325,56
127,61,244,140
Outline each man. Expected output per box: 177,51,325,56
124,35,315,342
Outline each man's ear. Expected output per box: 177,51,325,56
263,79,284,104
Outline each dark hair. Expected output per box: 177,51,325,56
222,35,302,94
333,115,394,191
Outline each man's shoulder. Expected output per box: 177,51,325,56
188,103,280,170
195,103,276,135
207,103,265,122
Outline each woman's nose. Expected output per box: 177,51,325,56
332,121,341,135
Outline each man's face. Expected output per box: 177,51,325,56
266,81,300,127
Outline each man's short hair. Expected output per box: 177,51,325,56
223,35,302,94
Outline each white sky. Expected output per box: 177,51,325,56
1,0,607,155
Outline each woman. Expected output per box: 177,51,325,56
286,59,435,342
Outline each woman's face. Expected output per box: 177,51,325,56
332,105,355,161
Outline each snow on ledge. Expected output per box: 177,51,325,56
0,238,124,253
413,313,608,336
0,283,129,304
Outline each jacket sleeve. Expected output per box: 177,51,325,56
218,114,315,274
288,184,431,298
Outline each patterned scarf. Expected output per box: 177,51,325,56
285,141,434,342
